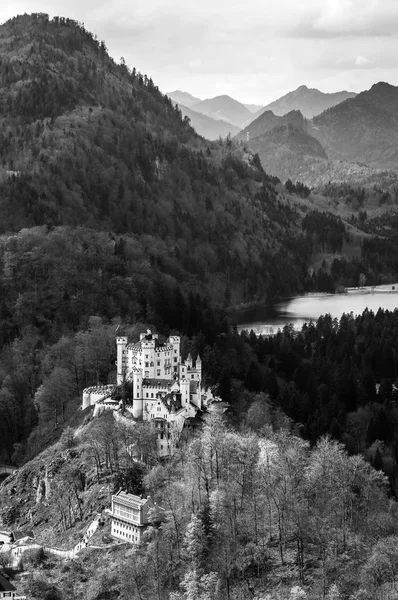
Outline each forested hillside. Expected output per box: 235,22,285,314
0,13,311,466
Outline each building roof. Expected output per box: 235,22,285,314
143,378,173,388
113,490,151,506
159,392,182,413
12,530,34,541
0,572,16,592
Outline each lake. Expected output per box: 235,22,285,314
237,284,398,335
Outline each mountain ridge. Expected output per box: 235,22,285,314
253,85,357,120
192,94,253,127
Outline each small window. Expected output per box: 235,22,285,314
191,374,194,379
146,393,149,398
157,406,161,411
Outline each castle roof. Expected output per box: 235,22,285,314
127,338,164,351
158,392,183,413
143,378,173,388
0,572,16,592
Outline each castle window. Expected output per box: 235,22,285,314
145,362,149,368
151,393,154,398
157,370,161,376
157,361,160,366
174,357,177,363
146,393,149,398
191,374,194,379
157,406,161,411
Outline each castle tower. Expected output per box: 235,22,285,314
180,378,190,408
195,355,202,379
185,353,193,369
116,337,128,385
132,369,143,419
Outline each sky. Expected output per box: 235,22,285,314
1,0,398,105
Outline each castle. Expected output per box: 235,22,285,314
82,330,211,456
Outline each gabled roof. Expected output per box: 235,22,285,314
159,392,182,413
0,572,16,592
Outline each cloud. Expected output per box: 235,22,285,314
355,55,371,67
0,0,398,104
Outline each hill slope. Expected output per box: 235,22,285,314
0,13,314,318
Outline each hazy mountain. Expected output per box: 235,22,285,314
167,89,201,108
252,85,357,120
243,102,264,113
192,94,252,127
312,82,398,169
169,102,240,139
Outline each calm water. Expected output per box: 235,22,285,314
238,284,398,335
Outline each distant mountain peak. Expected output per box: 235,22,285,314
255,86,357,119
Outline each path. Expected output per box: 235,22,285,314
2,512,106,566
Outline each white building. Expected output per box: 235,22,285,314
82,331,204,456
110,490,154,543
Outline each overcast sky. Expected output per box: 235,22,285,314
1,0,398,104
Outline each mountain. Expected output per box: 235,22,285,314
312,82,398,169
169,102,240,140
0,13,314,323
243,102,264,113
253,85,357,119
237,109,307,142
237,83,398,185
192,94,252,127
235,109,327,181
167,89,201,108
247,124,327,182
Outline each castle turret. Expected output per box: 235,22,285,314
185,353,193,369
195,355,202,377
116,337,128,385
132,369,143,419
180,378,190,408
